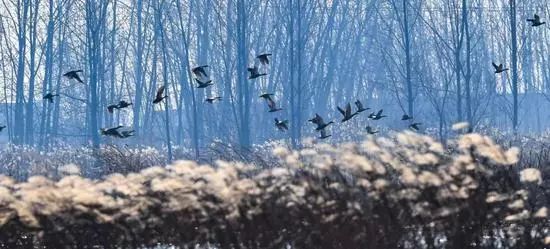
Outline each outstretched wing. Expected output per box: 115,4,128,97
345,103,352,116
492,62,499,70
156,86,165,100
377,109,383,116
355,100,363,110
337,106,346,116
267,98,277,110
316,114,325,124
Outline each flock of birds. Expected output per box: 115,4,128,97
0,14,545,141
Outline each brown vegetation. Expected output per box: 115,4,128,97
0,132,548,248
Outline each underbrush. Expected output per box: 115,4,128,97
0,131,547,248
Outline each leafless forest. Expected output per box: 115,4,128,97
0,0,548,248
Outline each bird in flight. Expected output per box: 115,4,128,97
409,122,422,131
402,114,413,121
153,86,167,104
355,100,369,113
0,125,6,132
260,93,283,112
100,125,124,138
274,118,289,132
527,14,546,27
107,100,132,113
337,103,358,123
205,96,222,104
43,93,59,103
492,62,509,74
248,66,267,79
366,126,379,135
192,65,209,78
195,78,214,88
308,113,334,131
63,70,84,83
256,53,272,65
369,109,386,120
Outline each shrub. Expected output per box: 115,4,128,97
0,132,547,248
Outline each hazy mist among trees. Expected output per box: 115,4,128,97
0,0,548,157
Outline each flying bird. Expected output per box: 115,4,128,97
355,100,369,113
63,70,84,83
0,125,6,132
260,94,282,112
153,86,167,104
274,118,289,131
43,93,59,103
266,99,283,112
409,122,422,131
108,100,132,113
402,114,413,121
337,103,358,123
492,62,509,74
248,66,267,79
100,125,124,138
256,53,272,65
366,126,379,135
527,14,546,27
369,109,387,120
205,96,222,104
192,65,209,78
195,78,214,88
319,129,331,139
308,113,334,131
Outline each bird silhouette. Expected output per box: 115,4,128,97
248,66,267,79
527,14,546,27
492,62,509,74
43,93,59,103
402,114,413,121
100,125,124,138
205,96,222,103
195,78,213,88
319,129,331,139
308,113,334,131
267,99,283,112
355,100,369,113
256,54,272,65
108,100,132,113
192,65,209,78
63,70,84,83
366,125,379,134
409,122,422,131
260,94,282,112
0,125,6,132
369,109,386,120
153,86,167,104
274,118,289,131
337,103,358,123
